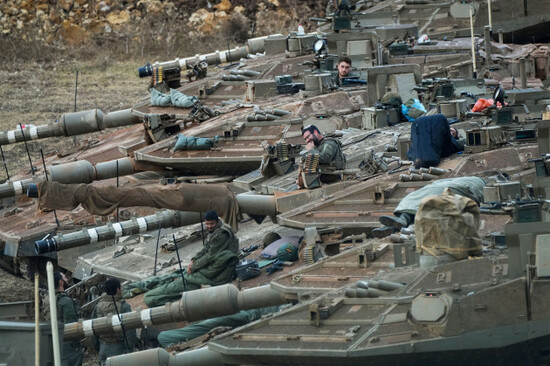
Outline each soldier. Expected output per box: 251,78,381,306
157,305,282,348
124,210,239,307
333,56,352,86
371,176,486,238
298,124,346,187
92,278,138,366
54,271,84,366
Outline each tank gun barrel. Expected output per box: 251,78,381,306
63,284,287,341
138,35,278,76
0,158,137,199
35,210,201,254
0,109,140,146
34,192,277,253
107,348,222,366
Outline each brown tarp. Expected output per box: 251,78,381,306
37,181,240,230
415,188,482,260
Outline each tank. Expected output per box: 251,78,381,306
1,1,550,363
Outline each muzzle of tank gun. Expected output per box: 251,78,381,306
27,183,39,198
35,236,57,254
138,62,153,78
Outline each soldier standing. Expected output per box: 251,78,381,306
54,271,84,366
92,278,138,366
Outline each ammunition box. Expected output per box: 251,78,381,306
361,107,400,130
389,42,410,56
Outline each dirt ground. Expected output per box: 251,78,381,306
0,60,154,365
0,61,148,176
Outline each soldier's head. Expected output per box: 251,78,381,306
54,271,69,291
450,127,458,139
302,125,324,147
337,57,352,78
204,210,219,233
105,278,122,296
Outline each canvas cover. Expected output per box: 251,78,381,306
415,188,482,260
38,181,240,230
394,176,486,216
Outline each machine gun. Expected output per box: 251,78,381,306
143,102,220,143
260,142,303,177
186,61,208,82
138,62,182,91
480,198,549,223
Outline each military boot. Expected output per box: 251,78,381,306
378,213,413,229
371,226,397,238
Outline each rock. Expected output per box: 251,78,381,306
59,0,72,12
106,10,130,26
59,19,89,46
214,0,232,12
7,7,19,16
36,4,49,12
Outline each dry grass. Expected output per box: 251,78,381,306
0,60,150,179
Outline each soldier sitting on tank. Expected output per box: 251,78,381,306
53,271,84,366
371,176,486,238
297,124,346,188
332,56,352,86
123,210,239,307
92,278,138,366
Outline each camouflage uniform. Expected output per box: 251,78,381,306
56,291,84,366
92,294,137,366
141,219,239,307
305,137,346,184
315,137,346,170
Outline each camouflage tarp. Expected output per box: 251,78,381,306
415,187,482,260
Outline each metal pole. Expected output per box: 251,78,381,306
173,234,187,291
46,262,61,366
40,149,59,227
199,212,206,246
34,273,40,366
116,160,119,222
487,0,492,29
0,145,9,180
19,123,35,175
74,70,79,112
484,25,492,65
520,58,527,89
153,225,162,276
470,6,477,78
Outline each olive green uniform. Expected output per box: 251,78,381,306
56,291,84,366
125,219,239,307
158,306,281,347
92,294,137,366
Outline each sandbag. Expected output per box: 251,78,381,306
415,188,482,260
174,134,219,151
170,89,198,108
150,88,172,106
